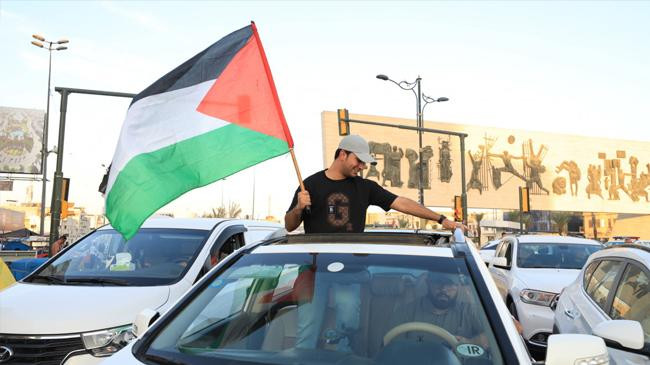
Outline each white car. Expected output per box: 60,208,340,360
0,218,281,364
487,234,602,355
554,244,650,364
479,239,501,263
101,229,608,365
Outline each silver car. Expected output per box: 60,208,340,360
554,243,650,364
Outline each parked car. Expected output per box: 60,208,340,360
479,239,501,263
606,236,640,247
101,229,609,365
487,234,602,355
0,218,282,365
554,243,650,364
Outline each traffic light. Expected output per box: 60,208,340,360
61,178,70,220
454,195,463,222
337,108,350,136
519,186,530,213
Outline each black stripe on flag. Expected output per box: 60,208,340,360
131,25,253,106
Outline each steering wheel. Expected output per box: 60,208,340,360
383,322,459,348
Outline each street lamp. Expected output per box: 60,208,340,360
376,74,448,206
31,34,69,236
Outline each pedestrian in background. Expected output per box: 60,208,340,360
50,234,68,256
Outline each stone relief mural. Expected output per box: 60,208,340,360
550,151,650,203
361,137,650,205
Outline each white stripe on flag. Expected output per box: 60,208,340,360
107,80,228,194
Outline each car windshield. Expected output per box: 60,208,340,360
143,252,505,365
26,228,209,286
516,243,601,269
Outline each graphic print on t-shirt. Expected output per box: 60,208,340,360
327,192,351,230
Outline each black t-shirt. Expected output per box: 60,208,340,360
287,170,398,233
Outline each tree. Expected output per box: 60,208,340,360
473,212,485,245
398,216,410,229
228,202,242,218
551,211,573,235
202,206,227,218
504,211,532,232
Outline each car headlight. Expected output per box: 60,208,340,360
81,324,136,357
520,289,557,307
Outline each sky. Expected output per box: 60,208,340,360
1,0,649,221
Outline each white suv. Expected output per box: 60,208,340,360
0,218,281,364
554,244,650,364
487,235,602,355
101,230,609,365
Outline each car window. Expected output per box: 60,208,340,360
586,260,624,310
609,264,650,343
516,243,601,269
144,253,506,364
27,228,209,286
582,261,600,289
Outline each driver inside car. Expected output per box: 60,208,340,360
390,272,488,349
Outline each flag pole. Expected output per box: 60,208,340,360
251,21,309,214
289,148,311,214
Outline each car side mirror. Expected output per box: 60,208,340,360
546,334,608,365
593,320,644,350
492,256,509,268
133,308,160,338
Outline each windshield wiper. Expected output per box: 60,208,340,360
64,277,129,286
143,354,187,365
30,275,66,284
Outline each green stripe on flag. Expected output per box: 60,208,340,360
106,123,289,240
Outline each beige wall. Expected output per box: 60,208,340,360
323,111,650,214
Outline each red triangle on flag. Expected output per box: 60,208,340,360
197,36,291,145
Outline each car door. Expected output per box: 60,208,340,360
605,261,650,364
562,259,625,337
489,238,513,300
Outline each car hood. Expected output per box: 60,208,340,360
516,268,581,294
0,282,170,334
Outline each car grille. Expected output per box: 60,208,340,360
0,334,86,365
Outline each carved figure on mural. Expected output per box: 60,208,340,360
586,164,603,199
489,151,526,189
420,146,434,189
382,145,404,188
626,157,649,202
406,149,419,189
406,146,434,189
523,140,549,195
366,141,390,181
555,161,581,196
603,159,622,200
467,148,484,194
438,139,453,183
552,177,567,195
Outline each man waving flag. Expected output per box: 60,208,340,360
105,23,294,240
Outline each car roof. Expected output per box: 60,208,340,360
514,235,601,245
97,218,281,231
593,244,650,264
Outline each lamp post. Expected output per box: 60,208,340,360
376,74,448,206
31,34,69,237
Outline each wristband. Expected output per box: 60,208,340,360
437,215,447,224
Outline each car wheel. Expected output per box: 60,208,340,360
508,300,518,320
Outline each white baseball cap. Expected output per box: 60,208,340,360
338,135,377,165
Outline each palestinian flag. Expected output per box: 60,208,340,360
105,23,293,240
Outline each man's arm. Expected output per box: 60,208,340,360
284,190,311,232
390,196,463,231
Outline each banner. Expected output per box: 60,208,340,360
0,106,45,174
